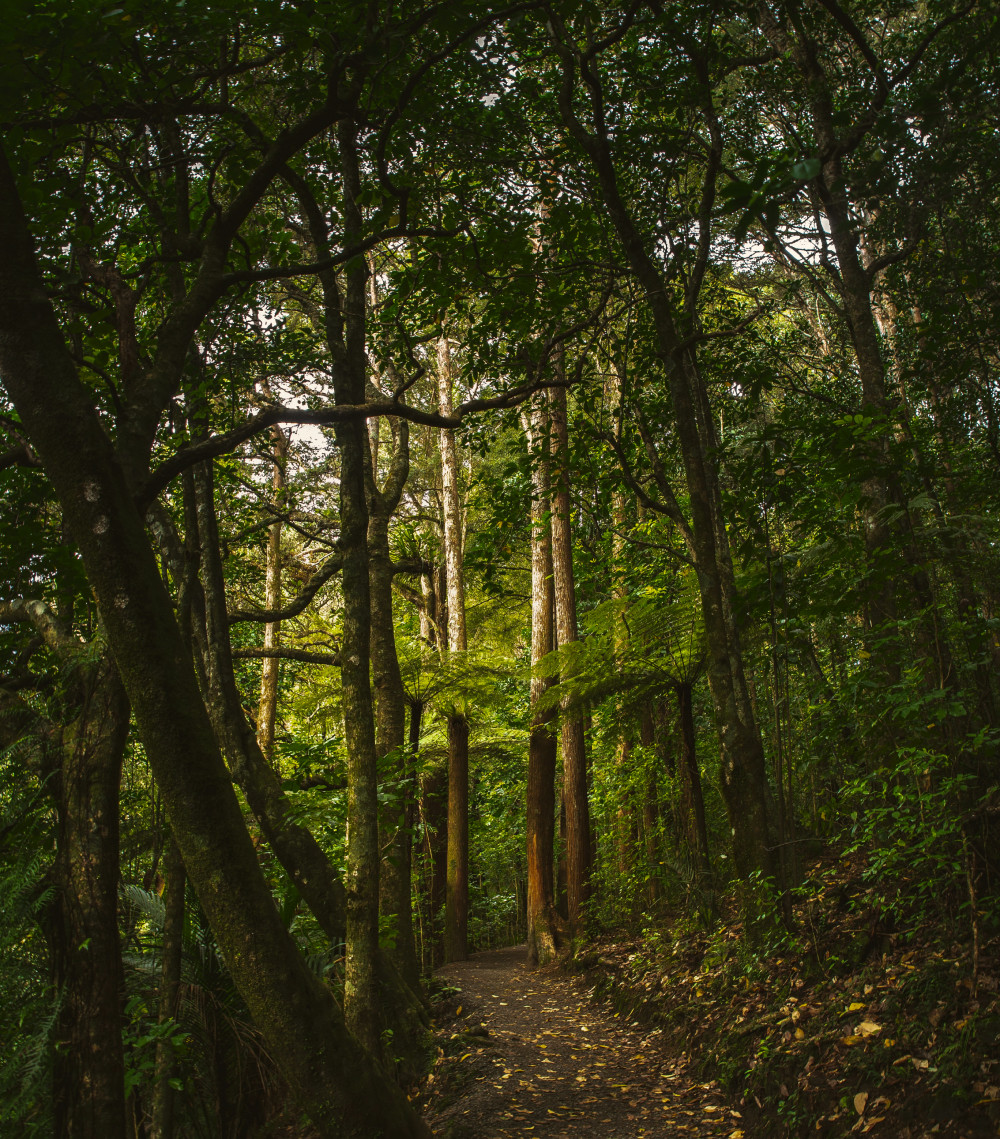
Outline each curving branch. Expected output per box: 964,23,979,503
141,382,578,508
0,442,41,471
0,598,86,659
227,552,344,625
232,646,341,666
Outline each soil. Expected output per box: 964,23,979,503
422,945,744,1138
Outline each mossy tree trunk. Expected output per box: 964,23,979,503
51,653,130,1139
151,833,185,1139
367,415,422,993
0,600,129,1139
437,335,469,963
257,422,288,765
523,397,560,966
548,383,591,932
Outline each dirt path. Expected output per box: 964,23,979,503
424,945,744,1138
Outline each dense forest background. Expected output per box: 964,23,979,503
0,1,998,1135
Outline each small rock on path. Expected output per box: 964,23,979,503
426,945,742,1138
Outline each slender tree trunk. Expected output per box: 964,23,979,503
523,397,560,966
51,654,129,1139
404,699,424,969
419,764,448,967
548,383,591,930
326,120,382,1054
639,705,661,906
257,424,288,765
0,145,428,1137
420,571,436,646
444,714,469,961
676,683,712,888
437,334,469,962
367,418,422,992
414,547,446,967
151,833,185,1139
609,387,634,881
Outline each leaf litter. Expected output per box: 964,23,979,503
420,945,737,1137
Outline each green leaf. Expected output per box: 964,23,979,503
791,157,821,181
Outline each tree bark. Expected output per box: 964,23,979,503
608,374,634,882
548,383,591,931
419,763,448,968
0,143,428,1139
50,653,129,1139
257,423,288,765
444,713,470,962
151,833,185,1139
437,334,469,962
523,397,560,966
367,417,422,992
675,683,712,889
639,705,661,907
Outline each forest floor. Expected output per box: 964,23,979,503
419,853,1000,1138
420,944,741,1138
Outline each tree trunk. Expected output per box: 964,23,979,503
257,423,288,765
639,705,661,907
420,571,436,646
419,763,448,968
401,699,424,978
189,463,348,947
444,714,469,962
0,143,428,1139
51,654,129,1139
151,834,185,1139
548,383,591,931
367,418,422,993
437,334,469,962
555,95,775,891
194,460,428,1075
325,120,382,1054
523,397,560,966
676,683,712,888
606,365,637,883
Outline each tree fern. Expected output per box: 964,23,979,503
536,569,706,717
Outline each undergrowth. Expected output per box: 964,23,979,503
574,849,1000,1138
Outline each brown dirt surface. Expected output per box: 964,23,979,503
421,945,745,1138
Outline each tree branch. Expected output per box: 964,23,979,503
0,598,86,659
228,552,344,625
232,646,341,665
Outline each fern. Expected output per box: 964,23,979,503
535,570,707,717
0,842,57,1134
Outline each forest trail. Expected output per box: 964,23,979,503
425,946,743,1138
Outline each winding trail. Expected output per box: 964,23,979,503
425,946,743,1138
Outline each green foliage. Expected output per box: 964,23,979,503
121,884,284,1136
0,746,55,1135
